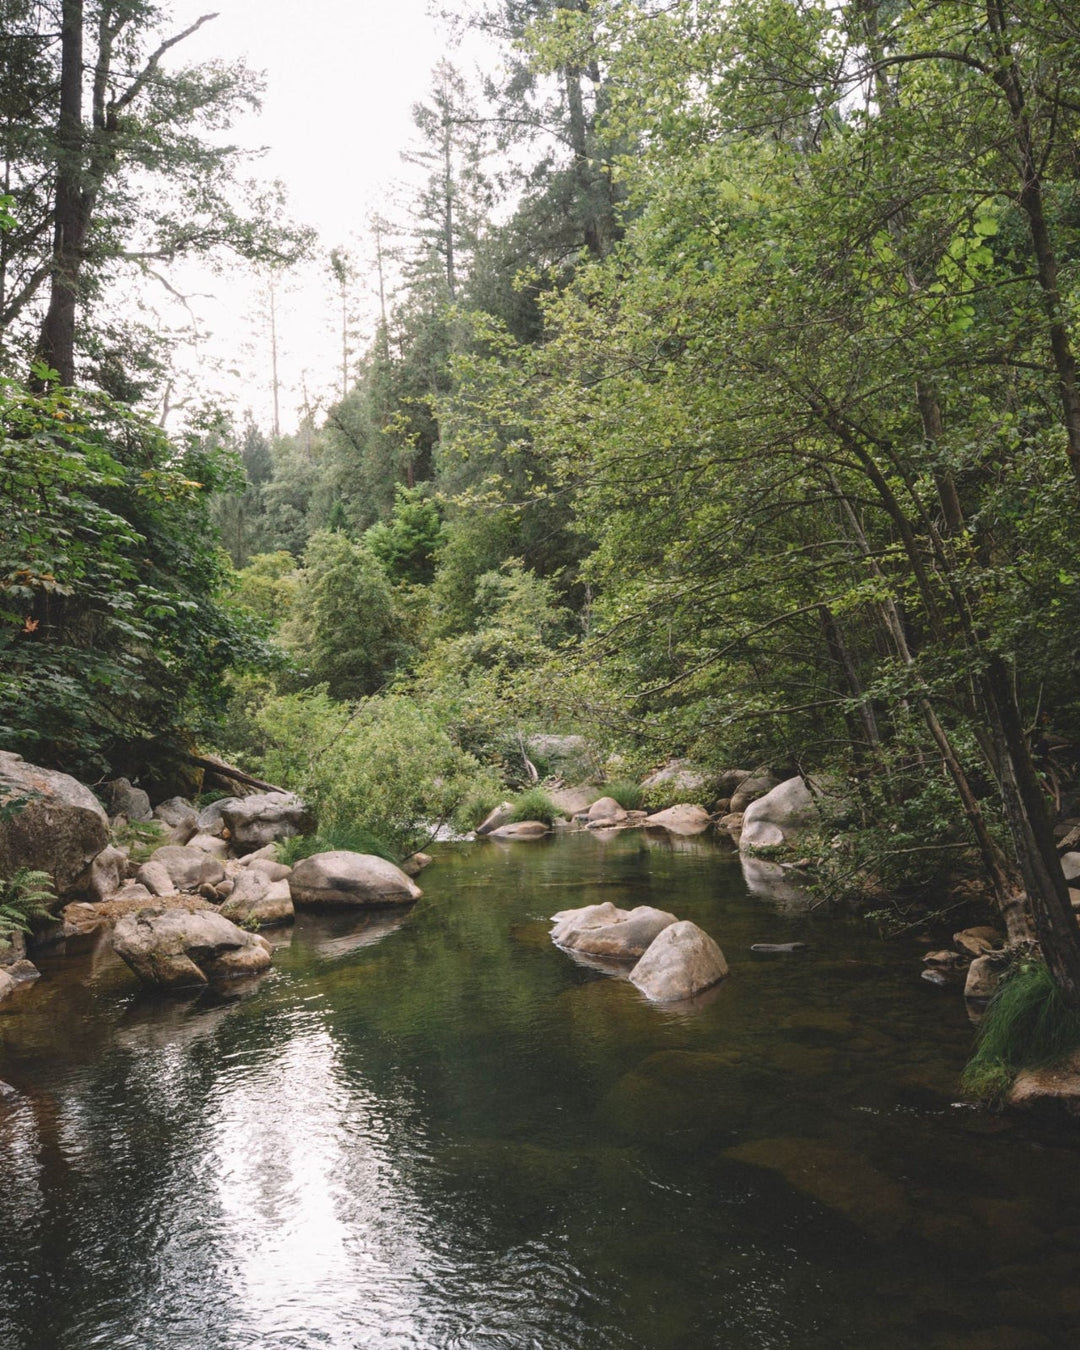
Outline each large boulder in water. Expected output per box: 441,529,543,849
289,851,421,907
112,908,272,989
487,821,550,840
629,920,729,1002
740,775,826,851
553,904,677,959
221,792,313,854
0,751,109,899
644,804,711,835
587,796,628,827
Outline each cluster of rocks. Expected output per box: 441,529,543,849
920,926,1006,999
0,753,423,999
549,901,728,1004
475,766,829,856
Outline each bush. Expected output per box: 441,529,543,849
509,787,559,825
235,688,503,860
961,959,1080,1104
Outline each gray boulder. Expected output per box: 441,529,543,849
195,797,243,838
964,954,1006,1002
476,803,515,836
289,851,421,907
488,821,550,840
550,902,627,944
246,858,292,883
729,772,780,814
640,759,714,801
148,844,226,892
153,797,198,844
1061,853,1080,883
0,751,109,898
87,845,127,901
587,796,628,827
629,921,729,1002
644,804,711,835
184,833,229,859
221,792,312,855
100,778,153,823
740,775,826,851
136,861,176,897
554,905,677,959
220,870,294,928
526,734,596,780
112,908,272,989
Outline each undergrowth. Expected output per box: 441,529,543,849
0,868,55,950
961,958,1080,1104
509,787,558,825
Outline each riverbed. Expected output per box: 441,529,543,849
1,831,1078,1349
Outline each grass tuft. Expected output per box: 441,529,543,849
509,787,559,826
961,958,1080,1104
277,821,397,866
605,780,644,811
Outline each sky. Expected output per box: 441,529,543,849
154,0,493,435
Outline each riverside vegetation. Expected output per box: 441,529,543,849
4,1,1080,1100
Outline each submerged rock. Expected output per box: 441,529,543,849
112,908,272,989
629,920,729,1002
725,1137,911,1237
401,851,432,877
289,851,421,907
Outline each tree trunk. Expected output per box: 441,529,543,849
33,0,85,386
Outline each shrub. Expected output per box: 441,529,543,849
509,787,559,825
961,959,1080,1104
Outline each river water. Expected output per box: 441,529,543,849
1,831,1078,1349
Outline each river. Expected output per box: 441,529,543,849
1,831,1078,1349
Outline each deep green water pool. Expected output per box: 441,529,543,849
1,831,1078,1349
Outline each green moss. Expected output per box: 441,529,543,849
961,959,1080,1104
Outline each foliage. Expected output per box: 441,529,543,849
364,486,445,586
238,687,502,860
0,377,270,778
0,868,55,949
962,960,1080,1104
509,787,559,825
276,823,396,867
280,531,405,700
110,818,168,865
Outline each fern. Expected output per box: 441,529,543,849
0,867,56,949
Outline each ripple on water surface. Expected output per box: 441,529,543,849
1,831,1079,1349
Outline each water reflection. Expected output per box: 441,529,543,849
0,831,1078,1349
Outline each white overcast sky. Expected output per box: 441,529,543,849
155,0,494,434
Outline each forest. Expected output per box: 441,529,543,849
5,0,1080,1095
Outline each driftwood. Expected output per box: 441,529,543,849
185,753,287,797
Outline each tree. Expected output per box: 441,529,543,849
0,1,309,387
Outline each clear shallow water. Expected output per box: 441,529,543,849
1,831,1079,1350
